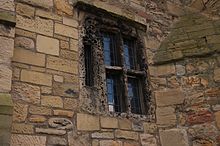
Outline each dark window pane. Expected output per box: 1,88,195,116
84,44,94,86
123,39,137,70
106,74,122,112
103,33,119,66
128,78,142,114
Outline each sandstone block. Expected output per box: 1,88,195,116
143,122,157,134
140,134,157,146
64,98,78,110
29,105,52,115
60,49,78,60
48,118,73,130
0,65,12,92
21,70,52,86
156,107,176,126
118,119,132,130
41,95,63,108
48,136,67,146
11,134,46,146
0,93,13,115
36,128,66,135
36,9,62,21
17,0,53,9
15,37,34,49
12,102,28,122
54,0,73,15
54,75,64,82
0,0,14,11
29,115,46,123
77,113,100,131
214,68,220,82
36,35,59,55
16,3,35,18
101,117,118,129
60,40,69,50
55,23,78,39
41,86,52,94
187,110,213,125
17,15,53,36
13,48,45,67
47,56,78,74
70,38,78,52
155,88,184,107
0,36,14,64
12,123,34,134
15,28,35,39
115,130,139,140
53,82,78,97
63,17,78,27
124,142,140,146
53,109,74,118
149,64,175,77
159,129,189,146
91,132,114,139
99,140,122,146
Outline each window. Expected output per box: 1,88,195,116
82,17,149,115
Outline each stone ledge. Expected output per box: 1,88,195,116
73,0,147,27
0,93,13,115
0,10,16,27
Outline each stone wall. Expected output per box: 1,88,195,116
0,0,219,146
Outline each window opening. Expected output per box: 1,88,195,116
84,44,94,86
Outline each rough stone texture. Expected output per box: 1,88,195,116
36,128,66,135
156,107,176,126
140,134,157,146
91,132,114,139
54,0,73,15
41,96,63,108
20,70,52,86
12,102,28,122
115,130,139,140
36,35,59,56
214,68,220,82
155,89,184,107
15,36,34,49
101,117,118,129
99,140,122,146
11,134,46,146
55,23,78,39
13,48,45,67
0,0,15,11
160,129,189,146
16,3,35,18
77,113,100,131
17,0,53,9
29,106,52,115
215,111,220,129
48,136,67,146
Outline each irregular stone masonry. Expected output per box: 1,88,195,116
0,0,219,146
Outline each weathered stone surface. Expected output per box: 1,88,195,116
101,117,118,129
60,49,78,60
13,48,45,67
77,113,100,131
12,123,34,134
48,136,67,146
12,102,28,122
11,134,46,146
53,82,78,97
0,24,15,37
140,134,157,146
64,98,78,110
53,109,74,117
12,82,40,104
47,56,78,74
70,38,78,52
36,9,62,21
187,110,213,125
0,93,13,115
215,111,220,129
16,3,35,18
0,115,12,129
115,130,139,140
91,132,114,139
36,128,66,135
17,15,53,36
118,119,132,130
21,70,52,86
48,118,73,130
155,88,184,106
17,0,53,9
124,142,140,146
29,115,46,123
149,64,175,77
36,35,59,56
176,64,186,76
41,95,63,108
160,129,189,146
99,140,122,146
143,122,157,134
29,105,52,115
0,36,14,63
132,121,144,131
54,75,64,83
214,68,220,82
0,0,14,11
15,37,34,51
55,23,78,39
15,28,35,39
54,0,73,15
156,107,176,126
41,86,52,94
68,132,90,146
63,17,78,27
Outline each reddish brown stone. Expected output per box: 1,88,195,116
187,110,213,125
